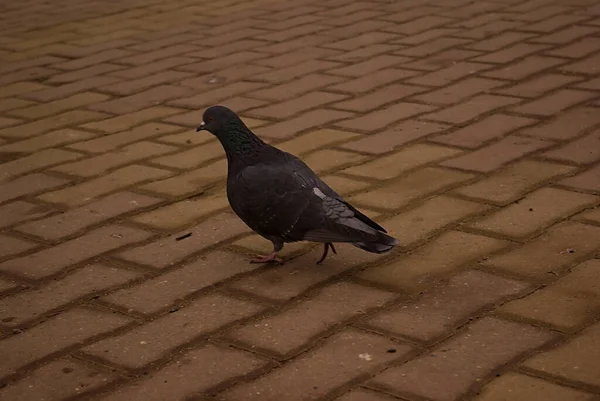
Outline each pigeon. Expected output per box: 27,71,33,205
197,105,399,264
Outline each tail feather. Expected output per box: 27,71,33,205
352,231,399,254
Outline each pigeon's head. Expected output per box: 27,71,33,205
196,105,239,136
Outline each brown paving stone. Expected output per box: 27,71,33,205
221,328,412,401
482,56,566,80
7,92,110,120
475,372,596,401
0,148,83,182
510,89,598,117
0,110,110,139
89,85,193,114
481,221,600,279
0,225,151,280
523,321,600,387
0,357,117,401
328,68,420,93
334,389,400,401
440,136,553,173
358,230,507,291
406,62,492,87
454,160,577,204
559,164,600,192
468,187,598,239
333,84,427,112
350,167,474,210
343,143,461,180
250,91,347,119
46,63,125,84
495,74,583,98
301,149,367,174
335,102,436,132
499,259,600,331
0,234,38,259
0,201,54,228
258,109,354,139
227,282,395,355
38,165,172,206
430,114,537,149
0,173,68,204
364,270,528,341
17,191,162,240
97,344,267,401
0,129,96,153
517,106,600,141
0,82,48,99
369,317,556,401
0,307,131,377
278,129,361,155
118,213,249,268
423,94,521,125
413,77,504,105
342,120,450,155
84,292,263,369
104,251,255,315
251,73,345,101
0,264,140,326
542,129,600,164
80,108,184,134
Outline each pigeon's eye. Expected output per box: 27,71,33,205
207,116,214,121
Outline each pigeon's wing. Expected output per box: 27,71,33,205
231,161,384,244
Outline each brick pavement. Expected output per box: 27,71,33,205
0,0,600,399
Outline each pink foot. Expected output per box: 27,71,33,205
251,252,283,264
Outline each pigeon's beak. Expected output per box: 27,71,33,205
196,121,206,132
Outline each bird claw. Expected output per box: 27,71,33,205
316,243,337,265
250,253,283,264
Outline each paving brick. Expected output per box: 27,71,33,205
482,56,566,80
475,371,595,401
250,92,347,119
140,158,228,196
169,81,266,109
365,270,527,341
0,110,110,139
0,148,83,182
80,107,183,134
17,192,161,240
500,259,600,331
327,43,398,62
369,317,555,401
517,107,600,140
222,328,412,401
254,60,340,84
335,102,436,132
0,357,116,401
481,221,600,279
543,129,600,164
117,44,198,65
351,167,474,210
560,52,600,75
329,55,409,77
0,82,48,99
342,120,449,155
130,192,229,230
511,89,597,117
228,282,394,355
97,344,267,401
84,292,263,368
358,229,507,291
109,56,196,79
334,388,400,401
0,225,151,279
495,74,582,98
469,187,598,239
0,201,54,228
523,322,600,387
406,62,492,87
98,71,191,96
0,173,68,204
0,264,140,327
258,109,354,139
0,307,131,377
278,129,360,155
424,94,520,124
468,32,536,51
413,77,504,106
251,73,344,101
333,84,427,112
559,164,600,192
118,213,248,268
343,144,461,180
0,97,37,113
47,63,125,84
89,85,193,114
455,160,576,204
301,149,367,174
38,165,172,206
0,67,58,86
474,43,549,64
523,14,590,33
54,141,178,177
329,68,420,93
441,136,553,173
0,129,96,153
53,49,132,70
104,251,255,315
8,92,110,120
575,207,600,225
0,116,22,129
0,234,38,259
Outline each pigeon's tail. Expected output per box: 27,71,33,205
352,231,399,254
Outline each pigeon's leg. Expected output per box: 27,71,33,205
316,242,337,265
251,238,284,264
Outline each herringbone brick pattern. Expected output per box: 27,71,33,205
1,0,599,399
